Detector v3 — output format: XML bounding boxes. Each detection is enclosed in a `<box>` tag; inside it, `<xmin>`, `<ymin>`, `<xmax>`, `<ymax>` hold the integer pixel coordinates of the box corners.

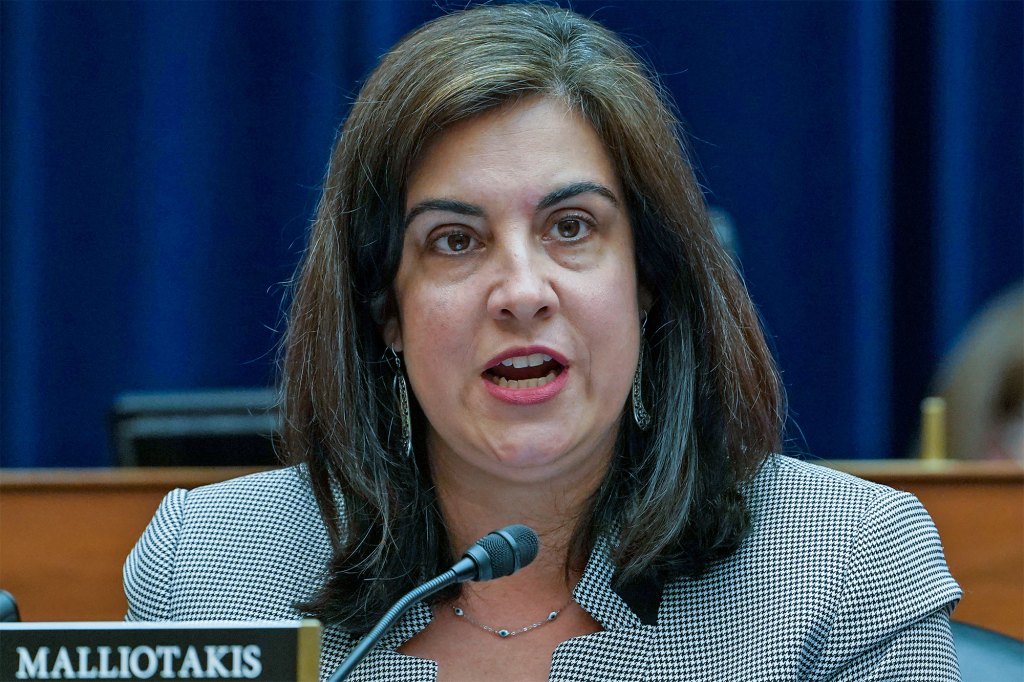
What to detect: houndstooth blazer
<box><xmin>124</xmin><ymin>455</ymin><xmax>963</xmax><ymax>681</ymax></box>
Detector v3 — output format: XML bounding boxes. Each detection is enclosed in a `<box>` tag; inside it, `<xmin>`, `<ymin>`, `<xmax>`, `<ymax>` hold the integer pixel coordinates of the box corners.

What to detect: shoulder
<box><xmin>177</xmin><ymin>465</ymin><xmax>321</xmax><ymax>525</ymax></box>
<box><xmin>743</xmin><ymin>455</ymin><xmax>959</xmax><ymax>576</ymax></box>
<box><xmin>740</xmin><ymin>454</ymin><xmax>959</xmax><ymax>594</ymax></box>
<box><xmin>746</xmin><ymin>452</ymin><xmax>892</xmax><ymax>509</ymax></box>
<box><xmin>124</xmin><ymin>466</ymin><xmax>332</xmax><ymax>621</ymax></box>
<box><xmin>656</xmin><ymin>455</ymin><xmax>961</xmax><ymax>677</ymax></box>
<box><xmin>741</xmin><ymin>454</ymin><xmax>953</xmax><ymax>556</ymax></box>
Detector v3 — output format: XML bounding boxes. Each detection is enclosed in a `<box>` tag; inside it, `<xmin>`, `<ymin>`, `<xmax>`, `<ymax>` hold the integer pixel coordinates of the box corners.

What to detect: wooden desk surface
<box><xmin>0</xmin><ymin>467</ymin><xmax>266</xmax><ymax>622</ymax></box>
<box><xmin>2</xmin><ymin>461</ymin><xmax>1022</xmax><ymax>638</ymax></box>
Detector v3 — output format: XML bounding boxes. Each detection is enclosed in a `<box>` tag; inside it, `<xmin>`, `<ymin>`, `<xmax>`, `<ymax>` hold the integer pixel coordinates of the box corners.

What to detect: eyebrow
<box><xmin>537</xmin><ymin>181</ymin><xmax>620</xmax><ymax>210</ymax></box>
<box><xmin>404</xmin><ymin>198</ymin><xmax>484</xmax><ymax>229</ymax></box>
<box><xmin>404</xmin><ymin>181</ymin><xmax>620</xmax><ymax>229</ymax></box>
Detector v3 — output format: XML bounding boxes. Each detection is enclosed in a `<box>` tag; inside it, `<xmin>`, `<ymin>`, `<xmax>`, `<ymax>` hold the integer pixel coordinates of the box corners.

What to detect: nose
<box><xmin>486</xmin><ymin>241</ymin><xmax>559</xmax><ymax>323</ymax></box>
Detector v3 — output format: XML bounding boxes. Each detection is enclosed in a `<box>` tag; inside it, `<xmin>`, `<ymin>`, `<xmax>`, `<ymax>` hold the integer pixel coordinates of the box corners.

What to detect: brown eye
<box><xmin>432</xmin><ymin>229</ymin><xmax>477</xmax><ymax>254</ymax></box>
<box><xmin>446</xmin><ymin>233</ymin><xmax>471</xmax><ymax>252</ymax></box>
<box><xmin>550</xmin><ymin>215</ymin><xmax>591</xmax><ymax>242</ymax></box>
<box><xmin>557</xmin><ymin>219</ymin><xmax>583</xmax><ymax>239</ymax></box>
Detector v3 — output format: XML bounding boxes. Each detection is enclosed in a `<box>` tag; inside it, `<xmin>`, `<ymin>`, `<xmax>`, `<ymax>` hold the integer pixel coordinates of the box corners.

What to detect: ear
<box><xmin>382</xmin><ymin>316</ymin><xmax>403</xmax><ymax>352</ymax></box>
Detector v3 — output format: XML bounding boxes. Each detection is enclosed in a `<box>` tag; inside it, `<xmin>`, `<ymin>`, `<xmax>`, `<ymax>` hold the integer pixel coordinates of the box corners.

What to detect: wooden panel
<box><xmin>1</xmin><ymin>462</ymin><xmax>1021</xmax><ymax>639</ymax></box>
<box><xmin>0</xmin><ymin>468</ymin><xmax>266</xmax><ymax>622</ymax></box>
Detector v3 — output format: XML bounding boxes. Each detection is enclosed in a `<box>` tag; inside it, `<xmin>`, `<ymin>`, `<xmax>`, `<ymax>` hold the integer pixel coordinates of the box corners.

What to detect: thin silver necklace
<box><xmin>450</xmin><ymin>595</ymin><xmax>576</xmax><ymax>639</ymax></box>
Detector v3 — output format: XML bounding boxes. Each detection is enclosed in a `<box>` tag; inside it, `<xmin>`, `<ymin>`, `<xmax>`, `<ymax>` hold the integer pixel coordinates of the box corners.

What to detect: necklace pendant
<box><xmin>449</xmin><ymin>593</ymin><xmax>574</xmax><ymax>641</ymax></box>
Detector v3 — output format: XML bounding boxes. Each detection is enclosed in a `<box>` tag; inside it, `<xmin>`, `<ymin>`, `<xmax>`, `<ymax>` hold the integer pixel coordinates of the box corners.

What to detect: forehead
<box><xmin>405</xmin><ymin>97</ymin><xmax>622</xmax><ymax>210</ymax></box>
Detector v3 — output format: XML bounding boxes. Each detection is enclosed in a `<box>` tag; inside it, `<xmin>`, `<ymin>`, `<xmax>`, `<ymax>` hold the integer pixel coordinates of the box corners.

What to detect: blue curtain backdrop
<box><xmin>2</xmin><ymin>1</ymin><xmax>1021</xmax><ymax>467</ymax></box>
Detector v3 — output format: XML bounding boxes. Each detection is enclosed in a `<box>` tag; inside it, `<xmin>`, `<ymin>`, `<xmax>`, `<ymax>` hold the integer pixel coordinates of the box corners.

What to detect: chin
<box><xmin>483</xmin><ymin>430</ymin><xmax>608</xmax><ymax>480</ymax></box>
<box><xmin>491</xmin><ymin>444</ymin><xmax>568</xmax><ymax>470</ymax></box>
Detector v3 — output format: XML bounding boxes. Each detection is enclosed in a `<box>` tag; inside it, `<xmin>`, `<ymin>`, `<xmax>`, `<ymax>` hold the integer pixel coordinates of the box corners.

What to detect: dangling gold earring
<box><xmin>632</xmin><ymin>312</ymin><xmax>652</xmax><ymax>431</ymax></box>
<box><xmin>388</xmin><ymin>346</ymin><xmax>413</xmax><ymax>458</ymax></box>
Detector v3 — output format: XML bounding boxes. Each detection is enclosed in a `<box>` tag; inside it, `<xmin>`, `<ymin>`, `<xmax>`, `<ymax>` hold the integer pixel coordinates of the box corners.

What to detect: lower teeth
<box><xmin>495</xmin><ymin>370</ymin><xmax>557</xmax><ymax>389</ymax></box>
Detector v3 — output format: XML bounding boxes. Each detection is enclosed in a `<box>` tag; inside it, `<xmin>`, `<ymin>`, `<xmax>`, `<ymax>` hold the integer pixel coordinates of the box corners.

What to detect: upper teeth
<box><xmin>501</xmin><ymin>353</ymin><xmax>552</xmax><ymax>369</ymax></box>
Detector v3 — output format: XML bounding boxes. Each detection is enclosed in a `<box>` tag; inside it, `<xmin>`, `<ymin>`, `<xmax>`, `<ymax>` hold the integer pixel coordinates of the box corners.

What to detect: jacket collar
<box><xmin>574</xmin><ymin>531</ymin><xmax>663</xmax><ymax>629</ymax></box>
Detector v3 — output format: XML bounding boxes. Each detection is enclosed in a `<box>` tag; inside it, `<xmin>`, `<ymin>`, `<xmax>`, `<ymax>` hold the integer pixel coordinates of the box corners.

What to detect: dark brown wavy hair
<box><xmin>280</xmin><ymin>3</ymin><xmax>783</xmax><ymax>633</ymax></box>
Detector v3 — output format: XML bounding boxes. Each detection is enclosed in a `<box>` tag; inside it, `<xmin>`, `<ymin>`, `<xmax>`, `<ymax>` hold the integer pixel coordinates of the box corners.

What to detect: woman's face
<box><xmin>386</xmin><ymin>97</ymin><xmax>643</xmax><ymax>488</ymax></box>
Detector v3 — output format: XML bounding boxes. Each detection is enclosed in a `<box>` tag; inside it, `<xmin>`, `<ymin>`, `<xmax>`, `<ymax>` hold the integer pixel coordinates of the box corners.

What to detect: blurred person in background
<box><xmin>931</xmin><ymin>284</ymin><xmax>1024</xmax><ymax>462</ymax></box>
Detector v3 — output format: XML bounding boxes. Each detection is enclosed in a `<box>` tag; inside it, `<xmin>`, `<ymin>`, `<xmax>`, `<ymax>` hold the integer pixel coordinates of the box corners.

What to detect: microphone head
<box><xmin>469</xmin><ymin>524</ymin><xmax>539</xmax><ymax>580</ymax></box>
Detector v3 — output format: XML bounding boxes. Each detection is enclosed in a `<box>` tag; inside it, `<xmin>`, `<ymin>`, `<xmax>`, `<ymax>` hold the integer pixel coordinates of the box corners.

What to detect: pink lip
<box><xmin>481</xmin><ymin>345</ymin><xmax>570</xmax><ymax>406</ymax></box>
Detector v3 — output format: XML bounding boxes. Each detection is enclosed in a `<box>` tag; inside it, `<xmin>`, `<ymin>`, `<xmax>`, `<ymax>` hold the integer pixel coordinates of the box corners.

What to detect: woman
<box><xmin>125</xmin><ymin>5</ymin><xmax>961</xmax><ymax>680</ymax></box>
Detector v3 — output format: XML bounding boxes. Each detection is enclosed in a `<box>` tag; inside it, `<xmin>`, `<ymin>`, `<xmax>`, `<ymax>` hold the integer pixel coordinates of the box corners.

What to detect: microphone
<box><xmin>327</xmin><ymin>524</ymin><xmax>539</xmax><ymax>681</ymax></box>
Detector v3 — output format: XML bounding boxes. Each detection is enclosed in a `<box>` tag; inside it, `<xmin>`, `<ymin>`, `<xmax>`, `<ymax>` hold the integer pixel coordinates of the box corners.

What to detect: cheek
<box><xmin>574</xmin><ymin>263</ymin><xmax>642</xmax><ymax>379</ymax></box>
<box><xmin>396</xmin><ymin>283</ymin><xmax>473</xmax><ymax>381</ymax></box>
<box><xmin>591</xmin><ymin>262</ymin><xmax>641</xmax><ymax>329</ymax></box>
<box><xmin>401</xmin><ymin>285</ymin><xmax>462</xmax><ymax>337</ymax></box>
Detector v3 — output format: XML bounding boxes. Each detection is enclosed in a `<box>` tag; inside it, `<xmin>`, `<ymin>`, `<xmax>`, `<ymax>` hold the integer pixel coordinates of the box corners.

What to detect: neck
<box><xmin>436</xmin><ymin>465</ymin><xmax>606</xmax><ymax>568</ymax></box>
<box><xmin>428</xmin><ymin>439</ymin><xmax>611</xmax><ymax>601</ymax></box>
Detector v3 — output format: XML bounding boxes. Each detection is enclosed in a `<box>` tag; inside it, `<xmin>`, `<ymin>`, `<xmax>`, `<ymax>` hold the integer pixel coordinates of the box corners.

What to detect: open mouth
<box><xmin>484</xmin><ymin>352</ymin><xmax>565</xmax><ymax>389</ymax></box>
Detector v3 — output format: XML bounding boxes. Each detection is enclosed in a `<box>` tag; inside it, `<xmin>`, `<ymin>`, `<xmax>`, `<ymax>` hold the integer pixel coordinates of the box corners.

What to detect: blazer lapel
<box><xmin>549</xmin><ymin>627</ymin><xmax>656</xmax><ymax>682</ymax></box>
<box><xmin>318</xmin><ymin>604</ymin><xmax>436</xmax><ymax>682</ymax></box>
<box><xmin>546</xmin><ymin>534</ymin><xmax>658</xmax><ymax>681</ymax></box>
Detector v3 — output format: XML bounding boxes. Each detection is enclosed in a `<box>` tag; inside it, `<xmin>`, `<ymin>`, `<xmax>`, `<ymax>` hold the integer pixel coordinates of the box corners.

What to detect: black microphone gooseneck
<box><xmin>327</xmin><ymin>524</ymin><xmax>539</xmax><ymax>682</ymax></box>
